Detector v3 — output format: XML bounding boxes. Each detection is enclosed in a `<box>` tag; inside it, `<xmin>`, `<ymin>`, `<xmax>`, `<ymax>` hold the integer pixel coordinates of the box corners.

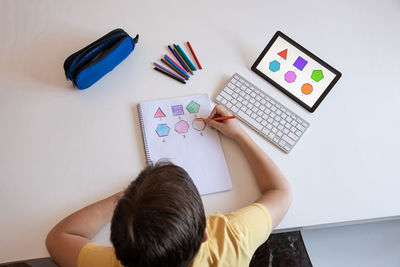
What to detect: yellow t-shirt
<box><xmin>78</xmin><ymin>203</ymin><xmax>272</xmax><ymax>267</ymax></box>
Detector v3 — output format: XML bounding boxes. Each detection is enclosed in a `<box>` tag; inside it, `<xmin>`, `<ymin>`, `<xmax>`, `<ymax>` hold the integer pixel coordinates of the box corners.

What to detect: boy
<box><xmin>46</xmin><ymin>105</ymin><xmax>292</xmax><ymax>267</ymax></box>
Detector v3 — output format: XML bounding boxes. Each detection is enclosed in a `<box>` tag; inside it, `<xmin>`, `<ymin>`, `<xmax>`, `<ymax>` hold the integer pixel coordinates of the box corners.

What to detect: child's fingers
<box><xmin>206</xmin><ymin>118</ymin><xmax>223</xmax><ymax>131</ymax></box>
<box><xmin>208</xmin><ymin>105</ymin><xmax>219</xmax><ymax>119</ymax></box>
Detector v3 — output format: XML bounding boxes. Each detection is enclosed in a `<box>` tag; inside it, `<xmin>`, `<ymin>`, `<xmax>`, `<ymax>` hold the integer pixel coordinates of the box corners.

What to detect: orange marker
<box><xmin>195</xmin><ymin>115</ymin><xmax>236</xmax><ymax>122</ymax></box>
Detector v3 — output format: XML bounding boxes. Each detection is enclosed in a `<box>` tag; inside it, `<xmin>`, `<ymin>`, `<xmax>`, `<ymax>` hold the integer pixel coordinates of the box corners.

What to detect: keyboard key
<box><xmin>262</xmin><ymin>128</ymin><xmax>270</xmax><ymax>136</ymax></box>
<box><xmin>282</xmin><ymin>135</ymin><xmax>295</xmax><ymax>146</ymax></box>
<box><xmin>268</xmin><ymin>132</ymin><xmax>275</xmax><ymax>139</ymax></box>
<box><xmin>288</xmin><ymin>132</ymin><xmax>299</xmax><ymax>141</ymax></box>
<box><xmin>226</xmin><ymin>102</ymin><xmax>233</xmax><ymax>108</ymax></box>
<box><xmin>225</xmin><ymin>87</ymin><xmax>233</xmax><ymax>94</ymax></box>
<box><xmin>272</xmin><ymin>128</ymin><xmax>278</xmax><ymax>133</ymax></box>
<box><xmin>237</xmin><ymin>110</ymin><xmax>263</xmax><ymax>130</ymax></box>
<box><xmin>231</xmin><ymin>106</ymin><xmax>239</xmax><ymax>113</ymax></box>
<box><xmin>220</xmin><ymin>91</ymin><xmax>232</xmax><ymax>101</ymax></box>
<box><xmin>296</xmin><ymin>130</ymin><xmax>302</xmax><ymax>136</ymax></box>
<box><xmin>277</xmin><ymin>131</ymin><xmax>283</xmax><ymax>137</ymax></box>
<box><xmin>297</xmin><ymin>124</ymin><xmax>306</xmax><ymax>132</ymax></box>
<box><xmin>221</xmin><ymin>98</ymin><xmax>228</xmax><ymax>105</ymax></box>
<box><xmin>283</xmin><ymin>128</ymin><xmax>289</xmax><ymax>134</ymax></box>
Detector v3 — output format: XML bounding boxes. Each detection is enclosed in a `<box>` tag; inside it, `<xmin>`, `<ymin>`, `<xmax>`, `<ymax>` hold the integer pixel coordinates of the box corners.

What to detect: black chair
<box><xmin>250</xmin><ymin>231</ymin><xmax>313</xmax><ymax>267</ymax></box>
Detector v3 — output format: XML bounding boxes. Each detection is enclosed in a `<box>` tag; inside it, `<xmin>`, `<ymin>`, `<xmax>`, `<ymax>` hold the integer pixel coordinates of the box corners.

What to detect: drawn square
<box><xmin>293</xmin><ymin>56</ymin><xmax>308</xmax><ymax>71</ymax></box>
<box><xmin>171</xmin><ymin>105</ymin><xmax>184</xmax><ymax>116</ymax></box>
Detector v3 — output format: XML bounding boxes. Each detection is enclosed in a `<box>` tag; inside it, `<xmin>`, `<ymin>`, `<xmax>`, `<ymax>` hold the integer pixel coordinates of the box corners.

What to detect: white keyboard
<box><xmin>215</xmin><ymin>73</ymin><xmax>310</xmax><ymax>153</ymax></box>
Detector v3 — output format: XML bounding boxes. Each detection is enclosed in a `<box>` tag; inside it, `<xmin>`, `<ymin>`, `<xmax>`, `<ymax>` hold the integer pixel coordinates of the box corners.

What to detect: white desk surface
<box><xmin>1</xmin><ymin>0</ymin><xmax>400</xmax><ymax>263</ymax></box>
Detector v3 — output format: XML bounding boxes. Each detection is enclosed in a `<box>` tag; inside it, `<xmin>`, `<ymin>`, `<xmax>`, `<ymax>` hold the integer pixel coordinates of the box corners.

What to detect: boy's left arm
<box><xmin>46</xmin><ymin>192</ymin><xmax>123</xmax><ymax>267</ymax></box>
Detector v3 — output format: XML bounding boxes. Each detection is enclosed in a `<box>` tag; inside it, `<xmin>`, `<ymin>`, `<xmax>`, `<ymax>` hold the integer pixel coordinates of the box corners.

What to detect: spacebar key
<box><xmin>237</xmin><ymin>111</ymin><xmax>263</xmax><ymax>130</ymax></box>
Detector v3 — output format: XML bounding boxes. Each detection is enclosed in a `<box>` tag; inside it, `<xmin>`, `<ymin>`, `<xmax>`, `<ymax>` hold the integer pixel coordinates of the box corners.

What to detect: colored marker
<box><xmin>168</xmin><ymin>45</ymin><xmax>189</xmax><ymax>72</ymax></box>
<box><xmin>153</xmin><ymin>62</ymin><xmax>186</xmax><ymax>84</ymax></box>
<box><xmin>161</xmin><ymin>58</ymin><xmax>188</xmax><ymax>80</ymax></box>
<box><xmin>175</xmin><ymin>44</ymin><xmax>196</xmax><ymax>71</ymax></box>
<box><xmin>164</xmin><ymin>55</ymin><xmax>190</xmax><ymax>79</ymax></box>
<box><xmin>195</xmin><ymin>115</ymin><xmax>236</xmax><ymax>122</ymax></box>
<box><xmin>173</xmin><ymin>46</ymin><xmax>193</xmax><ymax>75</ymax></box>
<box><xmin>187</xmin><ymin>41</ymin><xmax>202</xmax><ymax>69</ymax></box>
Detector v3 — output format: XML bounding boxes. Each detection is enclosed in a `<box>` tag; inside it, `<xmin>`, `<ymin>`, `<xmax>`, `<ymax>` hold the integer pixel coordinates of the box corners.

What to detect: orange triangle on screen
<box><xmin>278</xmin><ymin>49</ymin><xmax>287</xmax><ymax>60</ymax></box>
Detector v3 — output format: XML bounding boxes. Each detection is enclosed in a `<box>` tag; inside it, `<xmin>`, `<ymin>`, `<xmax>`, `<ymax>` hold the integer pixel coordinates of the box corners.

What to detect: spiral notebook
<box><xmin>137</xmin><ymin>93</ymin><xmax>232</xmax><ymax>195</ymax></box>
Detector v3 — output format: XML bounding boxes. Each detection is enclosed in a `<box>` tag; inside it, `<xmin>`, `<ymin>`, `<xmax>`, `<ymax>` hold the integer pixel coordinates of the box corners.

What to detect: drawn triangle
<box><xmin>278</xmin><ymin>49</ymin><xmax>288</xmax><ymax>60</ymax></box>
<box><xmin>154</xmin><ymin>107</ymin><xmax>166</xmax><ymax>118</ymax></box>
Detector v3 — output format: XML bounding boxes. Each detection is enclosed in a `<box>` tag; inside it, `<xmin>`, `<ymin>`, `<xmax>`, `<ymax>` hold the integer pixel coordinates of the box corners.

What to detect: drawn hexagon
<box><xmin>175</xmin><ymin>120</ymin><xmax>189</xmax><ymax>134</ymax></box>
<box><xmin>186</xmin><ymin>101</ymin><xmax>200</xmax><ymax>113</ymax></box>
<box><xmin>311</xmin><ymin>70</ymin><xmax>324</xmax><ymax>82</ymax></box>
<box><xmin>192</xmin><ymin>119</ymin><xmax>206</xmax><ymax>131</ymax></box>
<box><xmin>269</xmin><ymin>60</ymin><xmax>281</xmax><ymax>72</ymax></box>
<box><xmin>155</xmin><ymin>124</ymin><xmax>170</xmax><ymax>137</ymax></box>
<box><xmin>284</xmin><ymin>71</ymin><xmax>296</xmax><ymax>83</ymax></box>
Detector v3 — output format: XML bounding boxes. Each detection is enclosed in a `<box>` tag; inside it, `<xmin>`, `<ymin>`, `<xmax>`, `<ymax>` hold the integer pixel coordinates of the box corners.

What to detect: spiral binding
<box><xmin>137</xmin><ymin>104</ymin><xmax>152</xmax><ymax>164</ymax></box>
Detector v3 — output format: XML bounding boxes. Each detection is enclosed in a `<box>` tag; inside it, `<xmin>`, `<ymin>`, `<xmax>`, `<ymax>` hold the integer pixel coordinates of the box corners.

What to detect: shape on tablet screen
<box><xmin>293</xmin><ymin>56</ymin><xmax>308</xmax><ymax>71</ymax></box>
<box><xmin>284</xmin><ymin>71</ymin><xmax>297</xmax><ymax>83</ymax></box>
<box><xmin>278</xmin><ymin>49</ymin><xmax>287</xmax><ymax>60</ymax></box>
<box><xmin>311</xmin><ymin>70</ymin><xmax>324</xmax><ymax>82</ymax></box>
<box><xmin>269</xmin><ymin>60</ymin><xmax>281</xmax><ymax>72</ymax></box>
<box><xmin>301</xmin><ymin>83</ymin><xmax>313</xmax><ymax>95</ymax></box>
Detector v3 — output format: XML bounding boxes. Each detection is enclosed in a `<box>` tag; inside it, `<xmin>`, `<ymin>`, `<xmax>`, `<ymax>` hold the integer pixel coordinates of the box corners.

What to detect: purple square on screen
<box><xmin>293</xmin><ymin>56</ymin><xmax>308</xmax><ymax>71</ymax></box>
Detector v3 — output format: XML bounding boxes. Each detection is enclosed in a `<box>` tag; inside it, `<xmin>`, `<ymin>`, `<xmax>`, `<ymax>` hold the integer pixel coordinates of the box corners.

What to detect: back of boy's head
<box><xmin>110</xmin><ymin>161</ymin><xmax>206</xmax><ymax>267</ymax></box>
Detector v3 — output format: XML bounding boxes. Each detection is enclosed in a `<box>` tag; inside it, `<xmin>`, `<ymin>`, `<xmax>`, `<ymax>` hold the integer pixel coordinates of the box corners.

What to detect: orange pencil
<box><xmin>195</xmin><ymin>115</ymin><xmax>236</xmax><ymax>122</ymax></box>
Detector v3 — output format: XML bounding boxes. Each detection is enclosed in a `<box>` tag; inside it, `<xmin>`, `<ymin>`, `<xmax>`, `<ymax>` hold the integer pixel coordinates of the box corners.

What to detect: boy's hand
<box><xmin>206</xmin><ymin>105</ymin><xmax>246</xmax><ymax>141</ymax></box>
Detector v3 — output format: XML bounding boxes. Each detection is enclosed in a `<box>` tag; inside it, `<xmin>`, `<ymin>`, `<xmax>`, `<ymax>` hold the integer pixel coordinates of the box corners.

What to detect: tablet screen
<box><xmin>252</xmin><ymin>32</ymin><xmax>341</xmax><ymax>112</ymax></box>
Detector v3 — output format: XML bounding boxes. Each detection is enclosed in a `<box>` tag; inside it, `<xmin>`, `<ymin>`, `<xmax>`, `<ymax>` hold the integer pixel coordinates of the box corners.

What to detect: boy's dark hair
<box><xmin>110</xmin><ymin>161</ymin><xmax>206</xmax><ymax>267</ymax></box>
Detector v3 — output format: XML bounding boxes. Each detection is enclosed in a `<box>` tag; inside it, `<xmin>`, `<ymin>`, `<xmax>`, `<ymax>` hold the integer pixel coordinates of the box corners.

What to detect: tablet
<box><xmin>251</xmin><ymin>31</ymin><xmax>342</xmax><ymax>112</ymax></box>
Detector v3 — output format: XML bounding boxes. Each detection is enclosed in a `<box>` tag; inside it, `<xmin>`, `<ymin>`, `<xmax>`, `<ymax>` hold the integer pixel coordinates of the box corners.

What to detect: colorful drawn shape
<box><xmin>155</xmin><ymin>124</ymin><xmax>170</xmax><ymax>137</ymax></box>
<box><xmin>175</xmin><ymin>120</ymin><xmax>189</xmax><ymax>134</ymax></box>
<box><xmin>293</xmin><ymin>56</ymin><xmax>308</xmax><ymax>71</ymax></box>
<box><xmin>278</xmin><ymin>49</ymin><xmax>287</xmax><ymax>60</ymax></box>
<box><xmin>186</xmin><ymin>101</ymin><xmax>200</xmax><ymax>113</ymax></box>
<box><xmin>269</xmin><ymin>60</ymin><xmax>280</xmax><ymax>72</ymax></box>
<box><xmin>301</xmin><ymin>83</ymin><xmax>313</xmax><ymax>95</ymax></box>
<box><xmin>192</xmin><ymin>119</ymin><xmax>206</xmax><ymax>131</ymax></box>
<box><xmin>154</xmin><ymin>107</ymin><xmax>166</xmax><ymax>118</ymax></box>
<box><xmin>311</xmin><ymin>70</ymin><xmax>324</xmax><ymax>82</ymax></box>
<box><xmin>284</xmin><ymin>71</ymin><xmax>297</xmax><ymax>83</ymax></box>
<box><xmin>171</xmin><ymin>105</ymin><xmax>184</xmax><ymax>116</ymax></box>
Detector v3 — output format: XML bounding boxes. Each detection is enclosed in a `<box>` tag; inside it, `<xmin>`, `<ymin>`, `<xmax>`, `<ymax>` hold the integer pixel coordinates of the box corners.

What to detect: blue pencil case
<box><xmin>64</xmin><ymin>28</ymin><xmax>138</xmax><ymax>89</ymax></box>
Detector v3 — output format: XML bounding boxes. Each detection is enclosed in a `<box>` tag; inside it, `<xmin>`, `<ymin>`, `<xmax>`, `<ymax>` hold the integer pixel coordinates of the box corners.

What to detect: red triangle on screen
<box><xmin>278</xmin><ymin>49</ymin><xmax>287</xmax><ymax>60</ymax></box>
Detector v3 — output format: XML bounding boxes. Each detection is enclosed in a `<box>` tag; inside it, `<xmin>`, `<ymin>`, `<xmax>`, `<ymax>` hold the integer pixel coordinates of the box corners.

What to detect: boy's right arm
<box><xmin>206</xmin><ymin>105</ymin><xmax>292</xmax><ymax>229</ymax></box>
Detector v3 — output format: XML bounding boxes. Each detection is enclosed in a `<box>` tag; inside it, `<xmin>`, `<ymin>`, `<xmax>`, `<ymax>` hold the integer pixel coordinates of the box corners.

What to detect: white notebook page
<box><xmin>138</xmin><ymin>93</ymin><xmax>232</xmax><ymax>195</ymax></box>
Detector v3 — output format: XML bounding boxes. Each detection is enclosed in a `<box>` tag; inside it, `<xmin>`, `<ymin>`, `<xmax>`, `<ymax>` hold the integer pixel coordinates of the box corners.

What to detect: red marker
<box><xmin>187</xmin><ymin>41</ymin><xmax>202</xmax><ymax>70</ymax></box>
